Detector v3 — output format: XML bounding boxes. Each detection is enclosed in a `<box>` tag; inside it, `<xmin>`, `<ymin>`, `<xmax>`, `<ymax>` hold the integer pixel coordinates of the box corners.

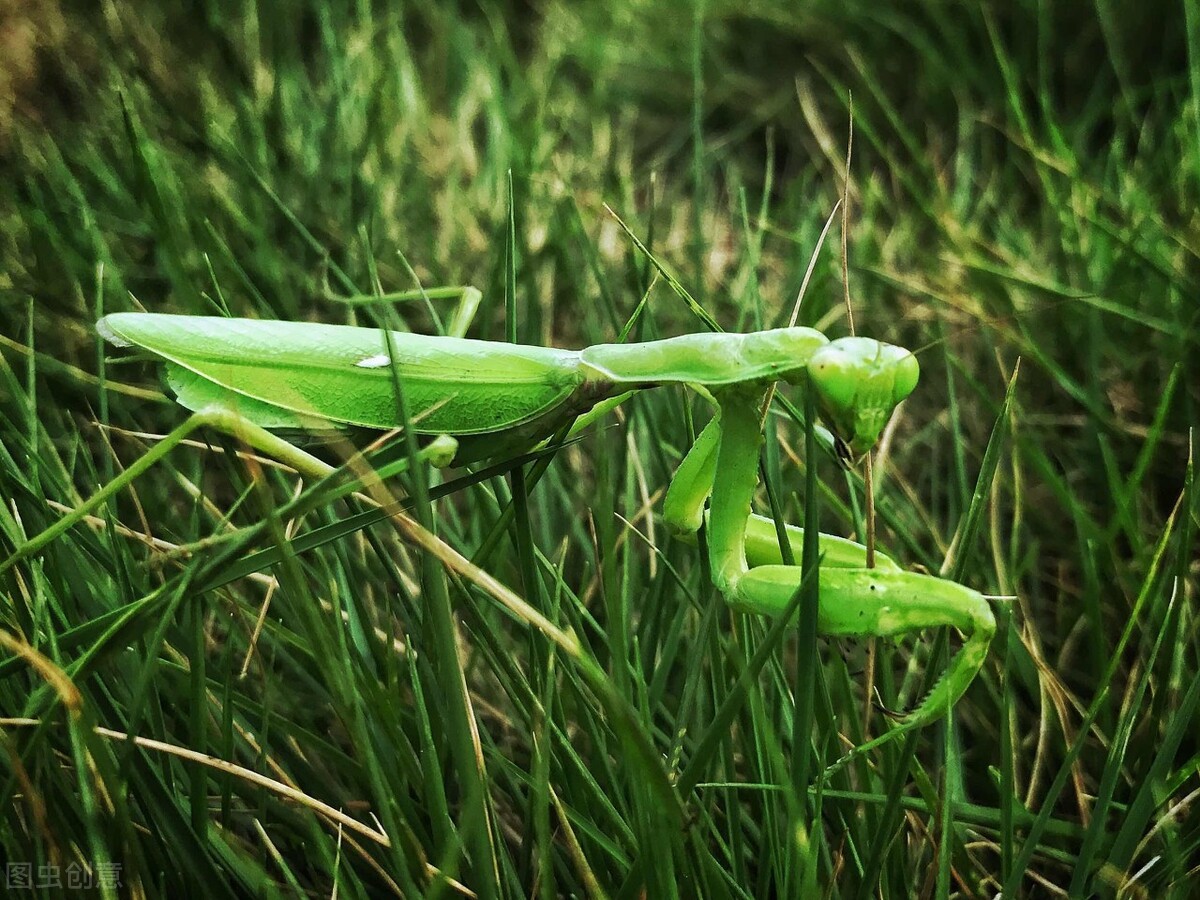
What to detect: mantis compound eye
<box><xmin>808</xmin><ymin>337</ymin><xmax>920</xmax><ymax>458</ymax></box>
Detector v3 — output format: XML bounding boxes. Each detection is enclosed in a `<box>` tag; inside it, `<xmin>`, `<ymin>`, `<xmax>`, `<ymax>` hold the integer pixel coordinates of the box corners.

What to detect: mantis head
<box><xmin>806</xmin><ymin>337</ymin><xmax>919</xmax><ymax>458</ymax></box>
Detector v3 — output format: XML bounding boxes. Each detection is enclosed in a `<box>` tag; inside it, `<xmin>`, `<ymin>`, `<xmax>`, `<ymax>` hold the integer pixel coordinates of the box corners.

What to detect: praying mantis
<box><xmin>2</xmin><ymin>301</ymin><xmax>996</xmax><ymax>756</ymax></box>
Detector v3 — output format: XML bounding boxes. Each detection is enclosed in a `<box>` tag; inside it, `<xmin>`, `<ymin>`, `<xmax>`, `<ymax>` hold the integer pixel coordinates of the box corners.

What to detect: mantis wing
<box><xmin>100</xmin><ymin>314</ymin><xmax>586</xmax><ymax>435</ymax></box>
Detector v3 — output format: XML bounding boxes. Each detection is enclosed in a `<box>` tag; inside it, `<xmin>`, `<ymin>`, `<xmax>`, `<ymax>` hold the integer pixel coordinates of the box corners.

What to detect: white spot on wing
<box><xmin>96</xmin><ymin>318</ymin><xmax>133</xmax><ymax>347</ymax></box>
<box><xmin>356</xmin><ymin>354</ymin><xmax>392</xmax><ymax>368</ymax></box>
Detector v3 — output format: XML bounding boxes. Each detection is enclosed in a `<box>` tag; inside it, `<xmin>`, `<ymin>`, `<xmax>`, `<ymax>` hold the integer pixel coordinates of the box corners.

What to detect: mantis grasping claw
<box><xmin>3</xmin><ymin>308</ymin><xmax>995</xmax><ymax>757</ymax></box>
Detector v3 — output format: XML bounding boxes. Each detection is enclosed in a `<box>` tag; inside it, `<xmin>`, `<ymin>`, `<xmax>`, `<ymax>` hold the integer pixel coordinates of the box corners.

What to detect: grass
<box><xmin>0</xmin><ymin>1</ymin><xmax>1197</xmax><ymax>896</ymax></box>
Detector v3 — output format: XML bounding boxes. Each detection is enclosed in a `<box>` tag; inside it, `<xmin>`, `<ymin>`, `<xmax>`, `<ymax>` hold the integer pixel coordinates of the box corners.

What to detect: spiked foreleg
<box><xmin>731</xmin><ymin>563</ymin><xmax>995</xmax><ymax>733</ymax></box>
<box><xmin>663</xmin><ymin>401</ymin><xmax>901</xmax><ymax>571</ymax></box>
<box><xmin>696</xmin><ymin>385</ymin><xmax>995</xmax><ymax>747</ymax></box>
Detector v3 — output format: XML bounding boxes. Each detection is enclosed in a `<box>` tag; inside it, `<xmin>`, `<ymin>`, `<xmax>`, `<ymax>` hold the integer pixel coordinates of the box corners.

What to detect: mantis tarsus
<box><xmin>4</xmin><ymin>306</ymin><xmax>996</xmax><ymax>759</ymax></box>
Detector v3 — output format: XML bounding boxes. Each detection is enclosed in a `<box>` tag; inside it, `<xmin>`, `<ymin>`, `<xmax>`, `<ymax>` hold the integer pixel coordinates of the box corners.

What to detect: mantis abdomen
<box><xmin>101</xmin><ymin>313</ymin><xmax>589</xmax><ymax>435</ymax></box>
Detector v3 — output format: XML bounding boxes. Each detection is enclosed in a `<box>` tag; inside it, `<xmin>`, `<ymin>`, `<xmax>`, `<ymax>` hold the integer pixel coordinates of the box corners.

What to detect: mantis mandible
<box><xmin>4</xmin><ymin>307</ymin><xmax>996</xmax><ymax>757</ymax></box>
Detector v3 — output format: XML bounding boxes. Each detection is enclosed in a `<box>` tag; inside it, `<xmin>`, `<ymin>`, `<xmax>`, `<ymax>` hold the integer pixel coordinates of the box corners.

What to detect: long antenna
<box><xmin>839</xmin><ymin>94</ymin><xmax>876</xmax><ymax>571</ymax></box>
<box><xmin>840</xmin><ymin>94</ymin><xmax>881</xmax><ymax>742</ymax></box>
<box><xmin>841</xmin><ymin>94</ymin><xmax>855</xmax><ymax>336</ymax></box>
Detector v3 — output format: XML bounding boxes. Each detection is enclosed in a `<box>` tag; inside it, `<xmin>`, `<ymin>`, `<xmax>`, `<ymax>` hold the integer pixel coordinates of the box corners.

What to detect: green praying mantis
<box><xmin>2</xmin><ymin>299</ymin><xmax>996</xmax><ymax>758</ymax></box>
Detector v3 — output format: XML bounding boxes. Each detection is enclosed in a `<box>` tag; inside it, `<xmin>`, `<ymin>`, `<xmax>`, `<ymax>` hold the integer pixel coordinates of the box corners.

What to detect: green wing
<box><xmin>100</xmin><ymin>314</ymin><xmax>585</xmax><ymax>435</ymax></box>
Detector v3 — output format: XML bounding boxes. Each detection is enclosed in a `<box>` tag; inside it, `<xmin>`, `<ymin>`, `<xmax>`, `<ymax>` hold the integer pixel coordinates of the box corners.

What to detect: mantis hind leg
<box><xmin>0</xmin><ymin>406</ymin><xmax>457</xmax><ymax>576</ymax></box>
<box><xmin>0</xmin><ymin>407</ymin><xmax>337</xmax><ymax>576</ymax></box>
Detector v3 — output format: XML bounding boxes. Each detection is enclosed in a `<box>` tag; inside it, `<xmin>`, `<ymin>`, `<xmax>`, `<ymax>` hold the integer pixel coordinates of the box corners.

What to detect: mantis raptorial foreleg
<box><xmin>664</xmin><ymin>414</ymin><xmax>889</xmax><ymax>570</ymax></box>
<box><xmin>662</xmin><ymin>381</ymin><xmax>995</xmax><ymax>752</ymax></box>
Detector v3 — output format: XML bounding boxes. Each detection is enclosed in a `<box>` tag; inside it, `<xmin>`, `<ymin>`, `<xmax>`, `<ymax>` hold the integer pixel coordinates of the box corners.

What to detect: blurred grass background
<box><xmin>0</xmin><ymin>0</ymin><xmax>1197</xmax><ymax>897</ymax></box>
